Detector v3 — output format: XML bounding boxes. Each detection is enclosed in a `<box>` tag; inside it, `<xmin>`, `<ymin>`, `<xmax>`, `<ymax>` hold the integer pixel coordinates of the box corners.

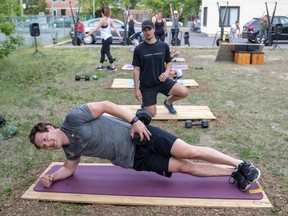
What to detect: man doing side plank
<box><xmin>29</xmin><ymin>101</ymin><xmax>260</xmax><ymax>191</ymax></box>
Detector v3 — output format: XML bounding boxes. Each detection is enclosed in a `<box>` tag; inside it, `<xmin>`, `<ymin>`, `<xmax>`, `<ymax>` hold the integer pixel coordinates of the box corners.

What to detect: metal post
<box><xmin>93</xmin><ymin>0</ymin><xmax>95</xmax><ymax>18</ymax></box>
<box><xmin>20</xmin><ymin>0</ymin><xmax>23</xmax><ymax>16</ymax></box>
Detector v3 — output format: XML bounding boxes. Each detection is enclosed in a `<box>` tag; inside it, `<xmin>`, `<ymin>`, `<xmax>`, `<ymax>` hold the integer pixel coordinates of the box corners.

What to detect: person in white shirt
<box><xmin>86</xmin><ymin>6</ymin><xmax>123</xmax><ymax>71</ymax></box>
<box><xmin>230</xmin><ymin>21</ymin><xmax>241</xmax><ymax>43</ymax></box>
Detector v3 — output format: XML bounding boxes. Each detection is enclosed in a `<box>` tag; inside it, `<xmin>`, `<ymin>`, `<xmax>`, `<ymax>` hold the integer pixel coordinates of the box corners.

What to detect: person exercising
<box><xmin>132</xmin><ymin>20</ymin><xmax>188</xmax><ymax>116</ymax></box>
<box><xmin>29</xmin><ymin>100</ymin><xmax>261</xmax><ymax>192</ymax></box>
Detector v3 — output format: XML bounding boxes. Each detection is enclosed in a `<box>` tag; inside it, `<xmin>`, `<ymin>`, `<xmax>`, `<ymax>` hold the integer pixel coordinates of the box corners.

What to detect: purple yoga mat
<box><xmin>34</xmin><ymin>165</ymin><xmax>263</xmax><ymax>200</ymax></box>
<box><xmin>171</xmin><ymin>65</ymin><xmax>189</xmax><ymax>70</ymax></box>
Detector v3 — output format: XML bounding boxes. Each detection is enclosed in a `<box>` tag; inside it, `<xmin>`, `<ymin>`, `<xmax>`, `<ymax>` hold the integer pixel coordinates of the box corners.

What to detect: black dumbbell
<box><xmin>136</xmin><ymin>108</ymin><xmax>152</xmax><ymax>125</ymax></box>
<box><xmin>0</xmin><ymin>115</ymin><xmax>6</xmax><ymax>127</ymax></box>
<box><xmin>133</xmin><ymin>108</ymin><xmax>152</xmax><ymax>145</ymax></box>
<box><xmin>75</xmin><ymin>75</ymin><xmax>90</xmax><ymax>81</ymax></box>
<box><xmin>185</xmin><ymin>120</ymin><xmax>209</xmax><ymax>128</ymax></box>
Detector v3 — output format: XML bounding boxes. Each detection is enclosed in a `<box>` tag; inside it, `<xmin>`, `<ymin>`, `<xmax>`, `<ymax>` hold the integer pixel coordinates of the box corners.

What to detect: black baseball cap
<box><xmin>141</xmin><ymin>20</ymin><xmax>154</xmax><ymax>30</ymax></box>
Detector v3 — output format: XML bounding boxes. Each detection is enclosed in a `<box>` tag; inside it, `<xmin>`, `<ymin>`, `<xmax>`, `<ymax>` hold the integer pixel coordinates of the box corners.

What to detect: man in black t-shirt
<box><xmin>132</xmin><ymin>20</ymin><xmax>188</xmax><ymax>117</ymax></box>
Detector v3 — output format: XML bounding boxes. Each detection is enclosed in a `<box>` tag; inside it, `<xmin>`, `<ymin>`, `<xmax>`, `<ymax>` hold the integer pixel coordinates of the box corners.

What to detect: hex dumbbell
<box><xmin>75</xmin><ymin>75</ymin><xmax>90</xmax><ymax>81</ymax></box>
<box><xmin>185</xmin><ymin>120</ymin><xmax>209</xmax><ymax>128</ymax></box>
<box><xmin>133</xmin><ymin>108</ymin><xmax>152</xmax><ymax>146</ymax></box>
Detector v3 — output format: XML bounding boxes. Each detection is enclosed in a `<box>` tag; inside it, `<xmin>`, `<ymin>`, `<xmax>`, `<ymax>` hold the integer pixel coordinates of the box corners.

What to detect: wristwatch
<box><xmin>130</xmin><ymin>116</ymin><xmax>139</xmax><ymax>125</ymax></box>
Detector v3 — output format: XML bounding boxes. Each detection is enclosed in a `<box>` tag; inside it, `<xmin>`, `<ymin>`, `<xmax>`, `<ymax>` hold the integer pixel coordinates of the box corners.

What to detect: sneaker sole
<box><xmin>249</xmin><ymin>168</ymin><xmax>261</xmax><ymax>183</ymax></box>
<box><xmin>240</xmin><ymin>182</ymin><xmax>252</xmax><ymax>192</ymax></box>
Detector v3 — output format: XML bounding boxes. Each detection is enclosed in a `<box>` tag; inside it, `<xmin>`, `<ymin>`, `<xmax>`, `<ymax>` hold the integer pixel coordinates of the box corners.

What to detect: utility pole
<box><xmin>93</xmin><ymin>0</ymin><xmax>95</xmax><ymax>18</ymax></box>
<box><xmin>20</xmin><ymin>0</ymin><xmax>24</xmax><ymax>16</ymax></box>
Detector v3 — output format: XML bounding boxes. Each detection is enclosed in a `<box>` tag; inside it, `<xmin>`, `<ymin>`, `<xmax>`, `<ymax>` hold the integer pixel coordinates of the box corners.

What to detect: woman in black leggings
<box><xmin>152</xmin><ymin>10</ymin><xmax>167</xmax><ymax>42</ymax></box>
<box><xmin>86</xmin><ymin>6</ymin><xmax>123</xmax><ymax>71</ymax></box>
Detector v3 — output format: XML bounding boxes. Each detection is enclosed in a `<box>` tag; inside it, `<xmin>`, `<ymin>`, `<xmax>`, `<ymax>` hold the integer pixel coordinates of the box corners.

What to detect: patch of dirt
<box><xmin>0</xmin><ymin>188</ymin><xmax>274</xmax><ymax>216</ymax></box>
<box><xmin>198</xmin><ymin>134</ymin><xmax>221</xmax><ymax>148</ymax></box>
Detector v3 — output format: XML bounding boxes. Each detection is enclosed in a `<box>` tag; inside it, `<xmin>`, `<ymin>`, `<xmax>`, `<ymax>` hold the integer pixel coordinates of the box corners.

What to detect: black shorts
<box><xmin>132</xmin><ymin>125</ymin><xmax>178</xmax><ymax>177</ymax></box>
<box><xmin>140</xmin><ymin>78</ymin><xmax>176</xmax><ymax>107</ymax></box>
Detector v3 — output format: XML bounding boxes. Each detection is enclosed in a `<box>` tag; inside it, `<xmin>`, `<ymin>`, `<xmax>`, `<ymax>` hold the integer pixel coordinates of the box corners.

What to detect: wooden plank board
<box><xmin>122</xmin><ymin>65</ymin><xmax>190</xmax><ymax>71</ymax></box>
<box><xmin>215</xmin><ymin>43</ymin><xmax>264</xmax><ymax>62</ymax></box>
<box><xmin>21</xmin><ymin>162</ymin><xmax>273</xmax><ymax>208</ymax></box>
<box><xmin>111</xmin><ymin>78</ymin><xmax>199</xmax><ymax>89</ymax></box>
<box><xmin>114</xmin><ymin>105</ymin><xmax>216</xmax><ymax>120</ymax></box>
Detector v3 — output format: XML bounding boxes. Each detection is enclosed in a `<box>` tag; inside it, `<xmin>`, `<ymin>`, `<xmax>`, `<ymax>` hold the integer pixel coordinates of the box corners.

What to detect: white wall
<box><xmin>201</xmin><ymin>0</ymin><xmax>288</xmax><ymax>36</ymax></box>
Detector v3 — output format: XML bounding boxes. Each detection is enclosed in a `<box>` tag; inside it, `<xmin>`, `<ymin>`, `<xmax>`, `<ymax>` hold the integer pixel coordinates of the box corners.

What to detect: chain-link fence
<box><xmin>1</xmin><ymin>15</ymin><xmax>93</xmax><ymax>46</ymax></box>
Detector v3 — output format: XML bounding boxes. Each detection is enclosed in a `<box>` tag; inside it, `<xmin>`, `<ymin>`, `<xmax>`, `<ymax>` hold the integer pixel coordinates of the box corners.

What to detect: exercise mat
<box><xmin>122</xmin><ymin>65</ymin><xmax>189</xmax><ymax>70</ymax></box>
<box><xmin>22</xmin><ymin>163</ymin><xmax>272</xmax><ymax>208</ymax></box>
<box><xmin>34</xmin><ymin>164</ymin><xmax>263</xmax><ymax>199</ymax></box>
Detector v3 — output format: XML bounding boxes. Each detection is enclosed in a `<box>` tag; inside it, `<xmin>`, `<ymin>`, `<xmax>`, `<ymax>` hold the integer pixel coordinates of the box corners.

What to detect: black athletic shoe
<box><xmin>229</xmin><ymin>170</ymin><xmax>252</xmax><ymax>191</ymax></box>
<box><xmin>97</xmin><ymin>66</ymin><xmax>104</xmax><ymax>71</ymax></box>
<box><xmin>109</xmin><ymin>67</ymin><xmax>117</xmax><ymax>71</ymax></box>
<box><xmin>238</xmin><ymin>161</ymin><xmax>261</xmax><ymax>183</ymax></box>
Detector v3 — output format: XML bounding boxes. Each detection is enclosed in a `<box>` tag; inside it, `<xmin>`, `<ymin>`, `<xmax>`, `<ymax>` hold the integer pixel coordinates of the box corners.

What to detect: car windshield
<box><xmin>280</xmin><ymin>16</ymin><xmax>288</xmax><ymax>24</ymax></box>
<box><xmin>246</xmin><ymin>18</ymin><xmax>260</xmax><ymax>25</ymax></box>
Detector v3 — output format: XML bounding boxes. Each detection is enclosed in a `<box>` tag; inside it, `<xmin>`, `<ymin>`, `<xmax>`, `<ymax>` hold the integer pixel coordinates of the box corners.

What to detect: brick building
<box><xmin>45</xmin><ymin>0</ymin><xmax>79</xmax><ymax>16</ymax></box>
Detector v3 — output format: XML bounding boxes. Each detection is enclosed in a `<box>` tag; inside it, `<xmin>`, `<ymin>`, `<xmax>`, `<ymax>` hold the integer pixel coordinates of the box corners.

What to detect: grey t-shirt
<box><xmin>60</xmin><ymin>104</ymin><xmax>135</xmax><ymax>168</ymax></box>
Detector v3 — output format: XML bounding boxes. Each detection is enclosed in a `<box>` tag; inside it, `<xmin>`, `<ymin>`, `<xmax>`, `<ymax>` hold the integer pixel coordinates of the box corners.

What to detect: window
<box><xmin>52</xmin><ymin>9</ymin><xmax>57</xmax><ymax>16</ymax></box>
<box><xmin>203</xmin><ymin>7</ymin><xmax>207</xmax><ymax>27</ymax></box>
<box><xmin>219</xmin><ymin>7</ymin><xmax>240</xmax><ymax>27</ymax></box>
<box><xmin>61</xmin><ymin>9</ymin><xmax>66</xmax><ymax>16</ymax></box>
<box><xmin>280</xmin><ymin>17</ymin><xmax>288</xmax><ymax>25</ymax></box>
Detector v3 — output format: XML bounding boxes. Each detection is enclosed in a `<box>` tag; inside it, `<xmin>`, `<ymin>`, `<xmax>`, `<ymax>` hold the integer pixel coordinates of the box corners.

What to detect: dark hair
<box><xmin>101</xmin><ymin>6</ymin><xmax>111</xmax><ymax>17</ymax></box>
<box><xmin>29</xmin><ymin>122</ymin><xmax>59</xmax><ymax>149</ymax></box>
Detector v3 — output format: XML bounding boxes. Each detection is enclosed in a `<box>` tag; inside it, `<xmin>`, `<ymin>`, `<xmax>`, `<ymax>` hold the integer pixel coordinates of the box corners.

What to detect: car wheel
<box><xmin>84</xmin><ymin>34</ymin><xmax>95</xmax><ymax>44</ymax></box>
<box><xmin>216</xmin><ymin>38</ymin><xmax>220</xmax><ymax>46</ymax></box>
<box><xmin>255</xmin><ymin>33</ymin><xmax>261</xmax><ymax>44</ymax></box>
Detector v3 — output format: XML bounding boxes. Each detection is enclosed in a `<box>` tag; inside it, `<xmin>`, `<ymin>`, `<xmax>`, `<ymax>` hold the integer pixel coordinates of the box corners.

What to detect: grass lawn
<box><xmin>0</xmin><ymin>44</ymin><xmax>287</xmax><ymax>215</ymax></box>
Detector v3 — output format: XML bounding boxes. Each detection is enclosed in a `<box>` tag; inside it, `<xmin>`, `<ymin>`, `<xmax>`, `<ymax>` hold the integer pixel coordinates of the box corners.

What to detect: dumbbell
<box><xmin>0</xmin><ymin>115</ymin><xmax>6</xmax><ymax>127</ymax></box>
<box><xmin>185</xmin><ymin>120</ymin><xmax>209</xmax><ymax>128</ymax></box>
<box><xmin>75</xmin><ymin>75</ymin><xmax>90</xmax><ymax>81</ymax></box>
<box><xmin>133</xmin><ymin>108</ymin><xmax>152</xmax><ymax>146</ymax></box>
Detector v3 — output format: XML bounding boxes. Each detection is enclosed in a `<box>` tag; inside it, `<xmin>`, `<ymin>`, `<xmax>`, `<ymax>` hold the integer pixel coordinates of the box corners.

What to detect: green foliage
<box><xmin>79</xmin><ymin>0</ymin><xmax>201</xmax><ymax>20</ymax></box>
<box><xmin>0</xmin><ymin>35</ymin><xmax>23</xmax><ymax>59</ymax></box>
<box><xmin>24</xmin><ymin>0</ymin><xmax>48</xmax><ymax>15</ymax></box>
<box><xmin>0</xmin><ymin>18</ymin><xmax>16</xmax><ymax>35</ymax></box>
<box><xmin>0</xmin><ymin>1</ymin><xmax>24</xmax><ymax>59</ymax></box>
<box><xmin>0</xmin><ymin>0</ymin><xmax>21</xmax><ymax>16</ymax></box>
<box><xmin>138</xmin><ymin>0</ymin><xmax>201</xmax><ymax>19</ymax></box>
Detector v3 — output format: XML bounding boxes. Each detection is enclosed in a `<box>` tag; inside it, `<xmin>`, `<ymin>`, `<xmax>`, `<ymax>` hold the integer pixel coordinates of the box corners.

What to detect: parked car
<box><xmin>165</xmin><ymin>18</ymin><xmax>183</xmax><ymax>27</ymax></box>
<box><xmin>70</xmin><ymin>18</ymin><xmax>141</xmax><ymax>44</ymax></box>
<box><xmin>242</xmin><ymin>16</ymin><xmax>288</xmax><ymax>44</ymax></box>
<box><xmin>56</xmin><ymin>16</ymin><xmax>72</xmax><ymax>28</ymax></box>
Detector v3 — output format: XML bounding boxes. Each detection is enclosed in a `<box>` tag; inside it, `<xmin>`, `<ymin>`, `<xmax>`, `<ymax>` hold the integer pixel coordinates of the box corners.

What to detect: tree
<box><xmin>0</xmin><ymin>0</ymin><xmax>23</xmax><ymax>59</ymax></box>
<box><xmin>138</xmin><ymin>0</ymin><xmax>202</xmax><ymax>20</ymax></box>
<box><xmin>23</xmin><ymin>0</ymin><xmax>48</xmax><ymax>15</ymax></box>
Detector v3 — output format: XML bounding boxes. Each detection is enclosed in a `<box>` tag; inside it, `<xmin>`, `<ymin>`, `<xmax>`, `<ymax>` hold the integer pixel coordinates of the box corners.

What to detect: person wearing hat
<box><xmin>170</xmin><ymin>3</ymin><xmax>183</xmax><ymax>45</ymax></box>
<box><xmin>132</xmin><ymin>20</ymin><xmax>189</xmax><ymax>117</ymax></box>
